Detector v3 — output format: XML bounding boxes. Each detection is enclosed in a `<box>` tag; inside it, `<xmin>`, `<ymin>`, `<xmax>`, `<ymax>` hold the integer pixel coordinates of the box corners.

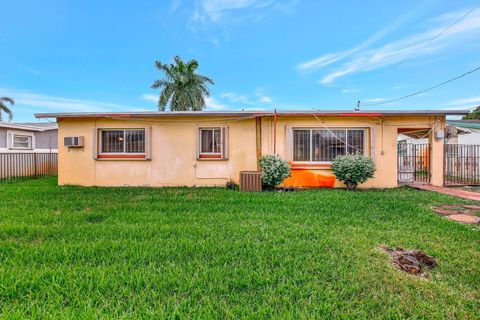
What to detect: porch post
<box><xmin>429</xmin><ymin>118</ymin><xmax>445</xmax><ymax>186</ymax></box>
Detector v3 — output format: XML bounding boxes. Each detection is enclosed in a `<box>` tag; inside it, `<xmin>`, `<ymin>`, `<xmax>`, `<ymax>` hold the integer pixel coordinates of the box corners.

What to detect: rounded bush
<box><xmin>258</xmin><ymin>155</ymin><xmax>291</xmax><ymax>190</ymax></box>
<box><xmin>331</xmin><ymin>153</ymin><xmax>375</xmax><ymax>190</ymax></box>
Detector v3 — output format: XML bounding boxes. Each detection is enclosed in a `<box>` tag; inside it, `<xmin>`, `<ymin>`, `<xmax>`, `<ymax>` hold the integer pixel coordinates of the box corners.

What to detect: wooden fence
<box><xmin>0</xmin><ymin>153</ymin><xmax>58</xmax><ymax>182</ymax></box>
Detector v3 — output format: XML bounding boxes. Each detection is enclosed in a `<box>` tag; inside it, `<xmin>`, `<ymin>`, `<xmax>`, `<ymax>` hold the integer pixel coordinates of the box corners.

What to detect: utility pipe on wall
<box><xmin>255</xmin><ymin>116</ymin><xmax>262</xmax><ymax>169</ymax></box>
<box><xmin>273</xmin><ymin>109</ymin><xmax>277</xmax><ymax>154</ymax></box>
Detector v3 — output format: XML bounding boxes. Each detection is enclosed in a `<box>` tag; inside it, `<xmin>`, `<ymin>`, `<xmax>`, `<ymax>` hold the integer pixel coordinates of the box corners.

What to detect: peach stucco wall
<box><xmin>57</xmin><ymin>117</ymin><xmax>258</xmax><ymax>187</ymax></box>
<box><xmin>57</xmin><ymin>114</ymin><xmax>445</xmax><ymax>188</ymax></box>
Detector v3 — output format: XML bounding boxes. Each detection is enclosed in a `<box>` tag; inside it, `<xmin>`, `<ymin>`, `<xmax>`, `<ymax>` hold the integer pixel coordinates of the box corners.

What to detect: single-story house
<box><xmin>0</xmin><ymin>122</ymin><xmax>58</xmax><ymax>152</ymax></box>
<box><xmin>35</xmin><ymin>110</ymin><xmax>468</xmax><ymax>188</ymax></box>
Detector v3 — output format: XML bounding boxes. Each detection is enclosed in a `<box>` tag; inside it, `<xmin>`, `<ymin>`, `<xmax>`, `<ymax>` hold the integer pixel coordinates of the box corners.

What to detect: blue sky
<box><xmin>1</xmin><ymin>0</ymin><xmax>480</xmax><ymax>122</ymax></box>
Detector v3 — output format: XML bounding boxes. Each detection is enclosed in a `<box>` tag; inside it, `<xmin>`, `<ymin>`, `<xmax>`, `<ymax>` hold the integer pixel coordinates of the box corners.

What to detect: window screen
<box><xmin>13</xmin><ymin>135</ymin><xmax>32</xmax><ymax>149</ymax></box>
<box><xmin>100</xmin><ymin>129</ymin><xmax>145</xmax><ymax>154</ymax></box>
<box><xmin>200</xmin><ymin>128</ymin><xmax>222</xmax><ymax>154</ymax></box>
<box><xmin>293</xmin><ymin>129</ymin><xmax>365</xmax><ymax>162</ymax></box>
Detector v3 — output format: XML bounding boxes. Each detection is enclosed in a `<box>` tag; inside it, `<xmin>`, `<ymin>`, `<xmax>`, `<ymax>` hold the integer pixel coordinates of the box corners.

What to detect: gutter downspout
<box><xmin>273</xmin><ymin>109</ymin><xmax>277</xmax><ymax>155</ymax></box>
<box><xmin>256</xmin><ymin>116</ymin><xmax>262</xmax><ymax>169</ymax></box>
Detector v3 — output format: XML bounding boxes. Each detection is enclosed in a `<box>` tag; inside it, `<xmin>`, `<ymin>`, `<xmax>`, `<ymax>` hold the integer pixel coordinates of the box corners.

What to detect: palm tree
<box><xmin>0</xmin><ymin>97</ymin><xmax>14</xmax><ymax>122</ymax></box>
<box><xmin>151</xmin><ymin>56</ymin><xmax>214</xmax><ymax>111</ymax></box>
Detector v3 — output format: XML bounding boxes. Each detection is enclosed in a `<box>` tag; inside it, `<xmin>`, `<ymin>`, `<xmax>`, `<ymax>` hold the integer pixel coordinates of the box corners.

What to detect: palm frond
<box><xmin>197</xmin><ymin>75</ymin><xmax>214</xmax><ymax>85</ymax></box>
<box><xmin>0</xmin><ymin>97</ymin><xmax>14</xmax><ymax>121</ymax></box>
<box><xmin>186</xmin><ymin>59</ymin><xmax>199</xmax><ymax>72</ymax></box>
<box><xmin>151</xmin><ymin>80</ymin><xmax>170</xmax><ymax>89</ymax></box>
<box><xmin>0</xmin><ymin>105</ymin><xmax>13</xmax><ymax>121</ymax></box>
<box><xmin>0</xmin><ymin>97</ymin><xmax>15</xmax><ymax>105</ymax></box>
<box><xmin>158</xmin><ymin>84</ymin><xmax>175</xmax><ymax>110</ymax></box>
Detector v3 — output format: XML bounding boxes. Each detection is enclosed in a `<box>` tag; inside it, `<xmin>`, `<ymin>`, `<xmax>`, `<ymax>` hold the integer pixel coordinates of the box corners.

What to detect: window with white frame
<box><xmin>99</xmin><ymin>129</ymin><xmax>145</xmax><ymax>155</ymax></box>
<box><xmin>12</xmin><ymin>134</ymin><xmax>33</xmax><ymax>149</ymax></box>
<box><xmin>198</xmin><ymin>127</ymin><xmax>228</xmax><ymax>159</ymax></box>
<box><xmin>292</xmin><ymin>128</ymin><xmax>365</xmax><ymax>162</ymax></box>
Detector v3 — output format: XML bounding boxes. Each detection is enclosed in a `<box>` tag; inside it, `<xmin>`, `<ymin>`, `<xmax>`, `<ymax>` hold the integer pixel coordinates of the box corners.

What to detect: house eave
<box><xmin>0</xmin><ymin>122</ymin><xmax>56</xmax><ymax>132</ymax></box>
<box><xmin>35</xmin><ymin>109</ymin><xmax>471</xmax><ymax>119</ymax></box>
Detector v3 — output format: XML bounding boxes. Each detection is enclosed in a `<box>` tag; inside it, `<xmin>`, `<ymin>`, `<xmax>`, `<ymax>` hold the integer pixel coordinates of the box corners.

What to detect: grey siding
<box><xmin>35</xmin><ymin>130</ymin><xmax>58</xmax><ymax>149</ymax></box>
<box><xmin>0</xmin><ymin>128</ymin><xmax>7</xmax><ymax>148</ymax></box>
<box><xmin>0</xmin><ymin>127</ymin><xmax>57</xmax><ymax>150</ymax></box>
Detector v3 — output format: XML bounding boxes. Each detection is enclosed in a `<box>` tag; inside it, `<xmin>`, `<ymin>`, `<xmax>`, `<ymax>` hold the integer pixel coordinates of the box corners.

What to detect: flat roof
<box><xmin>0</xmin><ymin>121</ymin><xmax>58</xmax><ymax>131</ymax></box>
<box><xmin>35</xmin><ymin>109</ymin><xmax>471</xmax><ymax>119</ymax></box>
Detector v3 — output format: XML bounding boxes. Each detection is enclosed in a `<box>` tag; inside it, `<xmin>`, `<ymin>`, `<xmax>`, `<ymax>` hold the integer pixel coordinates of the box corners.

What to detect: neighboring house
<box><xmin>35</xmin><ymin>110</ymin><xmax>468</xmax><ymax>188</ymax></box>
<box><xmin>0</xmin><ymin>122</ymin><xmax>58</xmax><ymax>153</ymax></box>
<box><xmin>445</xmin><ymin>120</ymin><xmax>480</xmax><ymax>145</ymax></box>
<box><xmin>398</xmin><ymin>120</ymin><xmax>480</xmax><ymax>145</ymax></box>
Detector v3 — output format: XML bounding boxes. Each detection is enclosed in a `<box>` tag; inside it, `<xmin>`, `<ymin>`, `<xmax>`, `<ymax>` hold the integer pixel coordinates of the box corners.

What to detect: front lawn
<box><xmin>0</xmin><ymin>178</ymin><xmax>479</xmax><ymax>319</ymax></box>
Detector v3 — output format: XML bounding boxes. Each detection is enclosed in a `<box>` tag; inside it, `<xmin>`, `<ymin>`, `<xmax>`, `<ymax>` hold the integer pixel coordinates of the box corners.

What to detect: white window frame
<box><xmin>290</xmin><ymin>127</ymin><xmax>367</xmax><ymax>164</ymax></box>
<box><xmin>196</xmin><ymin>127</ymin><xmax>229</xmax><ymax>160</ymax></box>
<box><xmin>7</xmin><ymin>130</ymin><xmax>35</xmax><ymax>150</ymax></box>
<box><xmin>199</xmin><ymin>127</ymin><xmax>223</xmax><ymax>156</ymax></box>
<box><xmin>98</xmin><ymin>128</ymin><xmax>146</xmax><ymax>156</ymax></box>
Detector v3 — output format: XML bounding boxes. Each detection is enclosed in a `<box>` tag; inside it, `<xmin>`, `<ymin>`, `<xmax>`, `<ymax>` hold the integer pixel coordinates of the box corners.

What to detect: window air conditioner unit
<box><xmin>64</xmin><ymin>136</ymin><xmax>84</xmax><ymax>147</ymax></box>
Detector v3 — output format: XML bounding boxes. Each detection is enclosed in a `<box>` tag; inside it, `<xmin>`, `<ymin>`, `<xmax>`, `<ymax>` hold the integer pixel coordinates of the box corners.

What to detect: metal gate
<box><xmin>444</xmin><ymin>144</ymin><xmax>480</xmax><ymax>186</ymax></box>
<box><xmin>398</xmin><ymin>143</ymin><xmax>430</xmax><ymax>184</ymax></box>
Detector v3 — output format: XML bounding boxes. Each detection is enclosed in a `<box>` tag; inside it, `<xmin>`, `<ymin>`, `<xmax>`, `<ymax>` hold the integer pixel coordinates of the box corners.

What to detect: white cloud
<box><xmin>190</xmin><ymin>0</ymin><xmax>296</xmax><ymax>25</ymax></box>
<box><xmin>143</xmin><ymin>92</ymin><xmax>232</xmax><ymax>110</ymax></box>
<box><xmin>220</xmin><ymin>92</ymin><xmax>254</xmax><ymax>105</ymax></box>
<box><xmin>21</xmin><ymin>65</ymin><xmax>42</xmax><ymax>75</ymax></box>
<box><xmin>220</xmin><ymin>88</ymin><xmax>274</xmax><ymax>106</ymax></box>
<box><xmin>0</xmin><ymin>87</ymin><xmax>135</xmax><ymax>113</ymax></box>
<box><xmin>254</xmin><ymin>87</ymin><xmax>273</xmax><ymax>104</ymax></box>
<box><xmin>442</xmin><ymin>96</ymin><xmax>480</xmax><ymax>111</ymax></box>
<box><xmin>296</xmin><ymin>8</ymin><xmax>419</xmax><ymax>73</ymax></box>
<box><xmin>201</xmin><ymin>0</ymin><xmax>262</xmax><ymax>22</ymax></box>
<box><xmin>363</xmin><ymin>97</ymin><xmax>388</xmax><ymax>103</ymax></box>
<box><xmin>448</xmin><ymin>96</ymin><xmax>480</xmax><ymax>106</ymax></box>
<box><xmin>205</xmin><ymin>96</ymin><xmax>229</xmax><ymax>110</ymax></box>
<box><xmin>140</xmin><ymin>94</ymin><xmax>158</xmax><ymax>103</ymax></box>
<box><xmin>296</xmin><ymin>53</ymin><xmax>345</xmax><ymax>73</ymax></box>
<box><xmin>259</xmin><ymin>96</ymin><xmax>273</xmax><ymax>104</ymax></box>
<box><xmin>300</xmin><ymin>8</ymin><xmax>480</xmax><ymax>84</ymax></box>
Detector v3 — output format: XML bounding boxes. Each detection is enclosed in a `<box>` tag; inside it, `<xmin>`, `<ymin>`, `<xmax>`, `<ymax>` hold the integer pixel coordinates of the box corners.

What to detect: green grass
<box><xmin>0</xmin><ymin>178</ymin><xmax>479</xmax><ymax>319</ymax></box>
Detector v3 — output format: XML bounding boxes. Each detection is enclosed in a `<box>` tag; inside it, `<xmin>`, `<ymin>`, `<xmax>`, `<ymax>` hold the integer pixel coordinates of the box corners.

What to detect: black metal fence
<box><xmin>444</xmin><ymin>144</ymin><xmax>480</xmax><ymax>186</ymax></box>
<box><xmin>398</xmin><ymin>143</ymin><xmax>430</xmax><ymax>184</ymax></box>
<box><xmin>0</xmin><ymin>153</ymin><xmax>58</xmax><ymax>182</ymax></box>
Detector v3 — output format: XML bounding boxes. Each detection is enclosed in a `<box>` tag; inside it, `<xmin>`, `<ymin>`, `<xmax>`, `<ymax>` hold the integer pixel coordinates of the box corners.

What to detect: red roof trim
<box><xmin>279</xmin><ymin>112</ymin><xmax>383</xmax><ymax>117</ymax></box>
<box><xmin>98</xmin><ymin>154</ymin><xmax>146</xmax><ymax>159</ymax></box>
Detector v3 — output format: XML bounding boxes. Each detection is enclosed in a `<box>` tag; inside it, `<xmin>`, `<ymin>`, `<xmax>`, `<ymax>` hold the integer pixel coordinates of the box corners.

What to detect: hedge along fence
<box><xmin>0</xmin><ymin>153</ymin><xmax>58</xmax><ymax>182</ymax></box>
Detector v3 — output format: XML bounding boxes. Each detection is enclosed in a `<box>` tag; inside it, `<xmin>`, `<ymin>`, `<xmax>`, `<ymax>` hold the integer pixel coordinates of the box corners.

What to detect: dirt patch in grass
<box><xmin>383</xmin><ymin>247</ymin><xmax>437</xmax><ymax>276</ymax></box>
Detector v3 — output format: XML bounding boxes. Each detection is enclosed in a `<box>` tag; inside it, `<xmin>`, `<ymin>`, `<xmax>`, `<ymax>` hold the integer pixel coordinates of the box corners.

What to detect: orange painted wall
<box><xmin>284</xmin><ymin>169</ymin><xmax>336</xmax><ymax>188</ymax></box>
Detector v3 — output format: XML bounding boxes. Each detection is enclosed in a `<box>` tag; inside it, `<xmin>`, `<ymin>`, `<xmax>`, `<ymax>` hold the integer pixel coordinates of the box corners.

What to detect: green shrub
<box><xmin>332</xmin><ymin>153</ymin><xmax>375</xmax><ymax>190</ymax></box>
<box><xmin>258</xmin><ymin>155</ymin><xmax>291</xmax><ymax>190</ymax></box>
